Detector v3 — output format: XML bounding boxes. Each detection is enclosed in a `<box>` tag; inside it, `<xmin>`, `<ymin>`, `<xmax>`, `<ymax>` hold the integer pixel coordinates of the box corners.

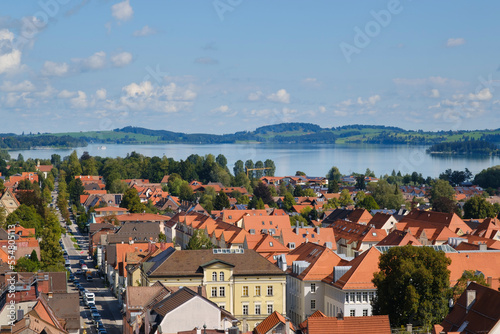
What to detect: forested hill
<box><xmin>7</xmin><ymin>123</ymin><xmax>500</xmax><ymax>148</ymax></box>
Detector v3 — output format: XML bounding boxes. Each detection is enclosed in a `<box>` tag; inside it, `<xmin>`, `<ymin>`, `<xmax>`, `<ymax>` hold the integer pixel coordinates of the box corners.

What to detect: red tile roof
<box><xmin>253</xmin><ymin>311</ymin><xmax>295</xmax><ymax>334</ymax></box>
<box><xmin>302</xmin><ymin>315</ymin><xmax>391</xmax><ymax>334</ymax></box>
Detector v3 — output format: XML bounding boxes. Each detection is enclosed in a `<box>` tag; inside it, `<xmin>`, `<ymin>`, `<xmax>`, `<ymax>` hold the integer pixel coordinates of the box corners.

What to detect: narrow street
<box><xmin>54</xmin><ymin>185</ymin><xmax>123</xmax><ymax>334</ymax></box>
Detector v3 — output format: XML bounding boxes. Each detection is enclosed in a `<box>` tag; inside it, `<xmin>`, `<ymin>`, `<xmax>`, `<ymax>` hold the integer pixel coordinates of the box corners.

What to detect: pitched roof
<box><xmin>399</xmin><ymin>209</ymin><xmax>472</xmax><ymax>235</ymax></box>
<box><xmin>281</xmin><ymin>226</ymin><xmax>337</xmax><ymax>250</ymax></box>
<box><xmin>253</xmin><ymin>311</ymin><xmax>295</xmax><ymax>334</ymax></box>
<box><xmin>147</xmin><ymin>248</ymin><xmax>284</xmax><ymax>278</ymax></box>
<box><xmin>440</xmin><ymin>282</ymin><xmax>500</xmax><ymax>334</ymax></box>
<box><xmin>446</xmin><ymin>251</ymin><xmax>500</xmax><ymax>290</ymax></box>
<box><xmin>377</xmin><ymin>229</ymin><xmax>422</xmax><ymax>246</ymax></box>
<box><xmin>330</xmin><ymin>246</ymin><xmax>381</xmax><ymax>290</ymax></box>
<box><xmin>303</xmin><ymin>315</ymin><xmax>391</xmax><ymax>334</ymax></box>
<box><xmin>287</xmin><ymin>243</ymin><xmax>344</xmax><ymax>281</ymax></box>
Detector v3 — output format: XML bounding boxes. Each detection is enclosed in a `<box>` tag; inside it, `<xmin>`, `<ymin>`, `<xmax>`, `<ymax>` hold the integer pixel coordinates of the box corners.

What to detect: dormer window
<box><xmin>220</xmin><ymin>272</ymin><xmax>224</xmax><ymax>281</ymax></box>
<box><xmin>212</xmin><ymin>272</ymin><xmax>217</xmax><ymax>281</ymax></box>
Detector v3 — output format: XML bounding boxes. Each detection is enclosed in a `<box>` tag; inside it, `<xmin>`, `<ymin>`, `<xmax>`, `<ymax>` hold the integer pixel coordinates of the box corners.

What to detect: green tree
<box><xmin>264</xmin><ymin>159</ymin><xmax>276</xmax><ymax>177</ymax></box>
<box><xmin>328</xmin><ymin>181</ymin><xmax>339</xmax><ymax>193</ymax></box>
<box><xmin>372</xmin><ymin>245</ymin><xmax>451</xmax><ymax>329</ymax></box>
<box><xmin>429</xmin><ymin>179</ymin><xmax>456</xmax><ymax>205</ymax></box>
<box><xmin>15</xmin><ymin>256</ymin><xmax>40</xmax><ymax>272</ymax></box>
<box><xmin>368</xmin><ymin>180</ymin><xmax>405</xmax><ymax>209</ymax></box>
<box><xmin>68</xmin><ymin>178</ymin><xmax>85</xmax><ymax>205</ymax></box>
<box><xmin>186</xmin><ymin>229</ymin><xmax>213</xmax><ymax>250</ymax></box>
<box><xmin>432</xmin><ymin>197</ymin><xmax>459</xmax><ymax>214</ymax></box>
<box><xmin>339</xmin><ymin>189</ymin><xmax>353</xmax><ymax>207</ymax></box>
<box><xmin>293</xmin><ymin>185</ymin><xmax>304</xmax><ymax>197</ymax></box>
<box><xmin>463</xmin><ymin>196</ymin><xmax>496</xmax><ymax>219</ymax></box>
<box><xmin>355</xmin><ymin>175</ymin><xmax>366</xmax><ymax>190</ymax></box>
<box><xmin>357</xmin><ymin>195</ymin><xmax>380</xmax><ymax>211</ymax></box>
<box><xmin>214</xmin><ymin>191</ymin><xmax>230</xmax><ymax>210</ymax></box>
<box><xmin>451</xmin><ymin>270</ymin><xmax>489</xmax><ymax>302</ymax></box>
<box><xmin>326</xmin><ymin>166</ymin><xmax>342</xmax><ymax>182</ymax></box>
<box><xmin>179</xmin><ymin>182</ymin><xmax>194</xmax><ymax>201</ymax></box>
<box><xmin>215</xmin><ymin>154</ymin><xmax>227</xmax><ymax>169</ymax></box>
<box><xmin>120</xmin><ymin>188</ymin><xmax>146</xmax><ymax>213</ymax></box>
<box><xmin>283</xmin><ymin>192</ymin><xmax>296</xmax><ymax>212</ymax></box>
<box><xmin>158</xmin><ymin>232</ymin><xmax>167</xmax><ymax>242</ymax></box>
<box><xmin>254</xmin><ymin>160</ymin><xmax>265</xmax><ymax>179</ymax></box>
<box><xmin>474</xmin><ymin>166</ymin><xmax>500</xmax><ymax>189</ymax></box>
<box><xmin>303</xmin><ymin>188</ymin><xmax>317</xmax><ymax>197</ymax></box>
<box><xmin>253</xmin><ymin>182</ymin><xmax>274</xmax><ymax>205</ymax></box>
<box><xmin>233</xmin><ymin>160</ymin><xmax>245</xmax><ymax>177</ymax></box>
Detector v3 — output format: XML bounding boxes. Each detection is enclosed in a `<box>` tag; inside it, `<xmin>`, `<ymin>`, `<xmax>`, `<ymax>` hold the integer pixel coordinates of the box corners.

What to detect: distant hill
<box><xmin>6</xmin><ymin>123</ymin><xmax>500</xmax><ymax>149</ymax></box>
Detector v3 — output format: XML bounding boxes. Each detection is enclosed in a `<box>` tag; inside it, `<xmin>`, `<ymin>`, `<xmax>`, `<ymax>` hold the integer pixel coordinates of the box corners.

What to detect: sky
<box><xmin>1</xmin><ymin>0</ymin><xmax>500</xmax><ymax>135</ymax></box>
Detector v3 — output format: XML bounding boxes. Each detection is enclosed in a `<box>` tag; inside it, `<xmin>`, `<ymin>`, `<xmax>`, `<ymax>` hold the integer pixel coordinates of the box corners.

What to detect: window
<box><xmin>311</xmin><ymin>283</ymin><xmax>316</xmax><ymax>293</ymax></box>
<box><xmin>362</xmin><ymin>292</ymin><xmax>368</xmax><ymax>302</ymax></box>
<box><xmin>219</xmin><ymin>287</ymin><xmax>225</xmax><ymax>297</ymax></box>
<box><xmin>255</xmin><ymin>304</ymin><xmax>261</xmax><ymax>315</ymax></box>
<box><xmin>311</xmin><ymin>299</ymin><xmax>316</xmax><ymax>309</ymax></box>
<box><xmin>356</xmin><ymin>292</ymin><xmax>361</xmax><ymax>302</ymax></box>
<box><xmin>243</xmin><ymin>304</ymin><xmax>249</xmax><ymax>315</ymax></box>
<box><xmin>267</xmin><ymin>304</ymin><xmax>273</xmax><ymax>314</ymax></box>
<box><xmin>212</xmin><ymin>272</ymin><xmax>217</xmax><ymax>281</ymax></box>
<box><xmin>255</xmin><ymin>286</ymin><xmax>261</xmax><ymax>296</ymax></box>
<box><xmin>369</xmin><ymin>292</ymin><xmax>375</xmax><ymax>302</ymax></box>
<box><xmin>345</xmin><ymin>293</ymin><xmax>349</xmax><ymax>303</ymax></box>
<box><xmin>289</xmin><ymin>242</ymin><xmax>296</xmax><ymax>249</ymax></box>
<box><xmin>349</xmin><ymin>293</ymin><xmax>355</xmax><ymax>303</ymax></box>
<box><xmin>267</xmin><ymin>285</ymin><xmax>273</xmax><ymax>296</ymax></box>
<box><xmin>242</xmin><ymin>286</ymin><xmax>249</xmax><ymax>297</ymax></box>
<box><xmin>219</xmin><ymin>272</ymin><xmax>225</xmax><ymax>281</ymax></box>
<box><xmin>211</xmin><ymin>287</ymin><xmax>217</xmax><ymax>297</ymax></box>
<box><xmin>363</xmin><ymin>309</ymin><xmax>368</xmax><ymax>316</ymax></box>
<box><xmin>350</xmin><ymin>309</ymin><xmax>355</xmax><ymax>317</ymax></box>
<box><xmin>269</xmin><ymin>242</ymin><xmax>273</xmax><ymax>247</ymax></box>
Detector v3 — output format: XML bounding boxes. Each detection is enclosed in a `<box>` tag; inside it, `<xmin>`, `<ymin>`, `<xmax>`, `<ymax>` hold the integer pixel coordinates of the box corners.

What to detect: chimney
<box><xmin>337</xmin><ymin>310</ymin><xmax>343</xmax><ymax>320</ymax></box>
<box><xmin>479</xmin><ymin>243</ymin><xmax>487</xmax><ymax>251</ymax></box>
<box><xmin>160</xmin><ymin>241</ymin><xmax>167</xmax><ymax>250</ymax></box>
<box><xmin>487</xmin><ymin>276</ymin><xmax>493</xmax><ymax>287</ymax></box>
<box><xmin>466</xmin><ymin>290</ymin><xmax>476</xmax><ymax>312</ymax></box>
<box><xmin>406</xmin><ymin>324</ymin><xmax>412</xmax><ymax>333</ymax></box>
<box><xmin>295</xmin><ymin>226</ymin><xmax>300</xmax><ymax>235</ymax></box>
<box><xmin>316</xmin><ymin>226</ymin><xmax>320</xmax><ymax>234</ymax></box>
<box><xmin>197</xmin><ymin>285</ymin><xmax>203</xmax><ymax>296</ymax></box>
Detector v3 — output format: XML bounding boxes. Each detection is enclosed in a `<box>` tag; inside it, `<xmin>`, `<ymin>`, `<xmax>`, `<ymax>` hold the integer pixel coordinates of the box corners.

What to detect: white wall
<box><xmin>158</xmin><ymin>296</ymin><xmax>222</xmax><ymax>334</ymax></box>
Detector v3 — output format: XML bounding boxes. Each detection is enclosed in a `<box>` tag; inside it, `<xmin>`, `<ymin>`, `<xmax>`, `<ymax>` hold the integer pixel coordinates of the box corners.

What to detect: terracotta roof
<box><xmin>377</xmin><ymin>229</ymin><xmax>422</xmax><ymax>246</ymax></box>
<box><xmin>303</xmin><ymin>315</ymin><xmax>391</xmax><ymax>334</ymax></box>
<box><xmin>126</xmin><ymin>284</ymin><xmax>170</xmax><ymax>309</ymax></box>
<box><xmin>281</xmin><ymin>226</ymin><xmax>336</xmax><ymax>250</ymax></box>
<box><xmin>147</xmin><ymin>248</ymin><xmax>285</xmax><ymax>278</ymax></box>
<box><xmin>331</xmin><ymin>246</ymin><xmax>381</xmax><ymax>290</ymax></box>
<box><xmin>446</xmin><ymin>251</ymin><xmax>500</xmax><ymax>290</ymax></box>
<box><xmin>399</xmin><ymin>209</ymin><xmax>472</xmax><ymax>235</ymax></box>
<box><xmin>254</xmin><ymin>311</ymin><xmax>295</xmax><ymax>334</ymax></box>
<box><xmin>287</xmin><ymin>243</ymin><xmax>344</xmax><ymax>281</ymax></box>
<box><xmin>369</xmin><ymin>212</ymin><xmax>396</xmax><ymax>229</ymax></box>
<box><xmin>94</xmin><ymin>206</ymin><xmax>129</xmax><ymax>212</ymax></box>
<box><xmin>440</xmin><ymin>282</ymin><xmax>500</xmax><ymax>333</ymax></box>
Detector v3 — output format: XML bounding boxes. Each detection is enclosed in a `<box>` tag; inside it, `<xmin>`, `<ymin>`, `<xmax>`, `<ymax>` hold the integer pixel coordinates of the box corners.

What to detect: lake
<box><xmin>8</xmin><ymin>143</ymin><xmax>500</xmax><ymax>178</ymax></box>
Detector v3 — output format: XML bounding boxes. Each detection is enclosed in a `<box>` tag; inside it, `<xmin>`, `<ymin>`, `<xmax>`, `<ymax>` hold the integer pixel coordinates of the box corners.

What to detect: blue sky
<box><xmin>1</xmin><ymin>0</ymin><xmax>500</xmax><ymax>134</ymax></box>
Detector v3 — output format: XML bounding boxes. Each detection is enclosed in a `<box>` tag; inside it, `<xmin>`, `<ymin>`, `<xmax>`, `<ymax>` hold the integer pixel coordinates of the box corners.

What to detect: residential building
<box><xmin>253</xmin><ymin>311</ymin><xmax>295</xmax><ymax>334</ymax></box>
<box><xmin>139</xmin><ymin>248</ymin><xmax>286</xmax><ymax>332</ymax></box>
<box><xmin>298</xmin><ymin>312</ymin><xmax>391</xmax><ymax>334</ymax></box>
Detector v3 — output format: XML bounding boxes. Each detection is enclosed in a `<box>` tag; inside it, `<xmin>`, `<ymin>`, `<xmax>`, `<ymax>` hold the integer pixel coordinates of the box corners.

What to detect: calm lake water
<box><xmin>8</xmin><ymin>143</ymin><xmax>500</xmax><ymax>178</ymax></box>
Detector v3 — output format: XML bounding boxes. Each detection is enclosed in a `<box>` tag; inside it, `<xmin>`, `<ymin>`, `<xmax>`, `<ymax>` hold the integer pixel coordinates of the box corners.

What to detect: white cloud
<box><xmin>70</xmin><ymin>91</ymin><xmax>88</xmax><ymax>108</ymax></box>
<box><xmin>0</xmin><ymin>80</ymin><xmax>35</xmax><ymax>92</ymax></box>
<box><xmin>468</xmin><ymin>88</ymin><xmax>492</xmax><ymax>101</ymax></box>
<box><xmin>430</xmin><ymin>89</ymin><xmax>440</xmax><ymax>98</ymax></box>
<box><xmin>41</xmin><ymin>61</ymin><xmax>69</xmax><ymax>76</ymax></box>
<box><xmin>96</xmin><ymin>89</ymin><xmax>107</xmax><ymax>100</ymax></box>
<box><xmin>58</xmin><ymin>90</ymin><xmax>76</xmax><ymax>99</ymax></box>
<box><xmin>248</xmin><ymin>91</ymin><xmax>263</xmax><ymax>101</ymax></box>
<box><xmin>0</xmin><ymin>29</ymin><xmax>21</xmax><ymax>74</ymax></box>
<box><xmin>319</xmin><ymin>106</ymin><xmax>326</xmax><ymax>113</ymax></box>
<box><xmin>112</xmin><ymin>0</ymin><xmax>133</xmax><ymax>21</ymax></box>
<box><xmin>446</xmin><ymin>38</ymin><xmax>466</xmax><ymax>48</ymax></box>
<box><xmin>393</xmin><ymin>76</ymin><xmax>465</xmax><ymax>87</ymax></box>
<box><xmin>111</xmin><ymin>52</ymin><xmax>132</xmax><ymax>67</ymax></box>
<box><xmin>83</xmin><ymin>51</ymin><xmax>106</xmax><ymax>70</ymax></box>
<box><xmin>120</xmin><ymin>80</ymin><xmax>197</xmax><ymax>113</ymax></box>
<box><xmin>357</xmin><ymin>94</ymin><xmax>380</xmax><ymax>105</ymax></box>
<box><xmin>267</xmin><ymin>89</ymin><xmax>290</xmax><ymax>104</ymax></box>
<box><xmin>303</xmin><ymin>78</ymin><xmax>317</xmax><ymax>83</ymax></box>
<box><xmin>211</xmin><ymin>105</ymin><xmax>230</xmax><ymax>113</ymax></box>
<box><xmin>133</xmin><ymin>25</ymin><xmax>156</xmax><ymax>37</ymax></box>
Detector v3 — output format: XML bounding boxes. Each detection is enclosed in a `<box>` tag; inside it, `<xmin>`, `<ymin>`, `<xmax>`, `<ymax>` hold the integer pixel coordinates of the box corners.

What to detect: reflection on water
<box><xmin>7</xmin><ymin>143</ymin><xmax>500</xmax><ymax>178</ymax></box>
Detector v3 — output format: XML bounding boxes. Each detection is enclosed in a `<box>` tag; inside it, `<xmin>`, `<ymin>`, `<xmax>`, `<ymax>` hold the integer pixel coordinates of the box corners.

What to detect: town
<box><xmin>0</xmin><ymin>151</ymin><xmax>499</xmax><ymax>334</ymax></box>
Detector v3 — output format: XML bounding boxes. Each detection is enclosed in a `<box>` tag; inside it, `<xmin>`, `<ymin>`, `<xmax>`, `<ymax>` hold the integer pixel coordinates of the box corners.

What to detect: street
<box><xmin>54</xmin><ymin>186</ymin><xmax>123</xmax><ymax>334</ymax></box>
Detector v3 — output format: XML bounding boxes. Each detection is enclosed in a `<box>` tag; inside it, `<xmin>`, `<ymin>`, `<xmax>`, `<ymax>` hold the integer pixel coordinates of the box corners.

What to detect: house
<box><xmin>326</xmin><ymin>219</ymin><xmax>386</xmax><ymax>256</ymax></box>
<box><xmin>435</xmin><ymin>282</ymin><xmax>500</xmax><ymax>334</ymax></box>
<box><xmin>9</xmin><ymin>296</ymin><xmax>68</xmax><ymax>334</ymax></box>
<box><xmin>140</xmin><ymin>248</ymin><xmax>287</xmax><ymax>332</ymax></box>
<box><xmin>94</xmin><ymin>206</ymin><xmax>129</xmax><ymax>217</ymax></box>
<box><xmin>322</xmin><ymin>208</ymin><xmax>373</xmax><ymax>226</ymax></box>
<box><xmin>367</xmin><ymin>212</ymin><xmax>398</xmax><ymax>233</ymax></box>
<box><xmin>35</xmin><ymin>162</ymin><xmax>53</xmax><ymax>179</ymax></box>
<box><xmin>282</xmin><ymin>243</ymin><xmax>344</xmax><ymax>325</ymax></box>
<box><xmin>376</xmin><ymin>229</ymin><xmax>422</xmax><ymax>247</ymax></box>
<box><xmin>0</xmin><ymin>188</ymin><xmax>20</xmax><ymax>214</ymax></box>
<box><xmin>253</xmin><ymin>311</ymin><xmax>295</xmax><ymax>334</ymax></box>
<box><xmin>149</xmin><ymin>287</ymin><xmax>235</xmax><ymax>334</ymax></box>
<box><xmin>298</xmin><ymin>313</ymin><xmax>391</xmax><ymax>334</ymax></box>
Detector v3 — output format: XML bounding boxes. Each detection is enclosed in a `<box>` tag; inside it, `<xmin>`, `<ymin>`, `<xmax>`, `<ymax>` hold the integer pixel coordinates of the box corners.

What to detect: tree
<box><xmin>214</xmin><ymin>191</ymin><xmax>230</xmax><ymax>210</ymax></box>
<box><xmin>328</xmin><ymin>181</ymin><xmax>339</xmax><ymax>193</ymax></box>
<box><xmin>355</xmin><ymin>175</ymin><xmax>366</xmax><ymax>190</ymax></box>
<box><xmin>293</xmin><ymin>185</ymin><xmax>304</xmax><ymax>197</ymax></box>
<box><xmin>264</xmin><ymin>159</ymin><xmax>276</xmax><ymax>176</ymax></box>
<box><xmin>432</xmin><ymin>197</ymin><xmax>458</xmax><ymax>214</ymax></box>
<box><xmin>295</xmin><ymin>171</ymin><xmax>306</xmax><ymax>176</ymax></box>
<box><xmin>233</xmin><ymin>160</ymin><xmax>245</xmax><ymax>177</ymax></box>
<box><xmin>187</xmin><ymin>229</ymin><xmax>213</xmax><ymax>250</ymax></box>
<box><xmin>451</xmin><ymin>270</ymin><xmax>489</xmax><ymax>303</ymax></box>
<box><xmin>254</xmin><ymin>161</ymin><xmax>265</xmax><ymax>179</ymax></box>
<box><xmin>245</xmin><ymin>160</ymin><xmax>254</xmax><ymax>178</ymax></box>
<box><xmin>357</xmin><ymin>195</ymin><xmax>380</xmax><ymax>211</ymax></box>
<box><xmin>474</xmin><ymin>166</ymin><xmax>500</xmax><ymax>189</ymax></box>
<box><xmin>215</xmin><ymin>154</ymin><xmax>227</xmax><ymax>169</ymax></box>
<box><xmin>429</xmin><ymin>179</ymin><xmax>455</xmax><ymax>205</ymax></box>
<box><xmin>253</xmin><ymin>182</ymin><xmax>274</xmax><ymax>205</ymax></box>
<box><xmin>283</xmin><ymin>192</ymin><xmax>296</xmax><ymax>212</ymax></box>
<box><xmin>179</xmin><ymin>182</ymin><xmax>194</xmax><ymax>201</ymax></box>
<box><xmin>463</xmin><ymin>196</ymin><xmax>496</xmax><ymax>219</ymax></box>
<box><xmin>51</xmin><ymin>154</ymin><xmax>61</xmax><ymax>166</ymax></box>
<box><xmin>339</xmin><ymin>189</ymin><xmax>353</xmax><ymax>207</ymax></box>
<box><xmin>372</xmin><ymin>245</ymin><xmax>451</xmax><ymax>329</ymax></box>
<box><xmin>326</xmin><ymin>166</ymin><xmax>341</xmax><ymax>182</ymax></box>
<box><xmin>158</xmin><ymin>232</ymin><xmax>167</xmax><ymax>243</ymax></box>
<box><xmin>68</xmin><ymin>178</ymin><xmax>85</xmax><ymax>205</ymax></box>
<box><xmin>120</xmin><ymin>188</ymin><xmax>146</xmax><ymax>213</ymax></box>
<box><xmin>368</xmin><ymin>180</ymin><xmax>405</xmax><ymax>210</ymax></box>
<box><xmin>15</xmin><ymin>256</ymin><xmax>40</xmax><ymax>272</ymax></box>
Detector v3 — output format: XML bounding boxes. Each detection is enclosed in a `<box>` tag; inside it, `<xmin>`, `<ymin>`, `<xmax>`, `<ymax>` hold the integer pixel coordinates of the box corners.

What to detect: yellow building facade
<box><xmin>139</xmin><ymin>248</ymin><xmax>286</xmax><ymax>332</ymax></box>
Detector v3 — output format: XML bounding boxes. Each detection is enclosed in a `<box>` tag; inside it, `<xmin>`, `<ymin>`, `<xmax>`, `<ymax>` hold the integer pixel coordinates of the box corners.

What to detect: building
<box><xmin>139</xmin><ymin>248</ymin><xmax>287</xmax><ymax>332</ymax></box>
